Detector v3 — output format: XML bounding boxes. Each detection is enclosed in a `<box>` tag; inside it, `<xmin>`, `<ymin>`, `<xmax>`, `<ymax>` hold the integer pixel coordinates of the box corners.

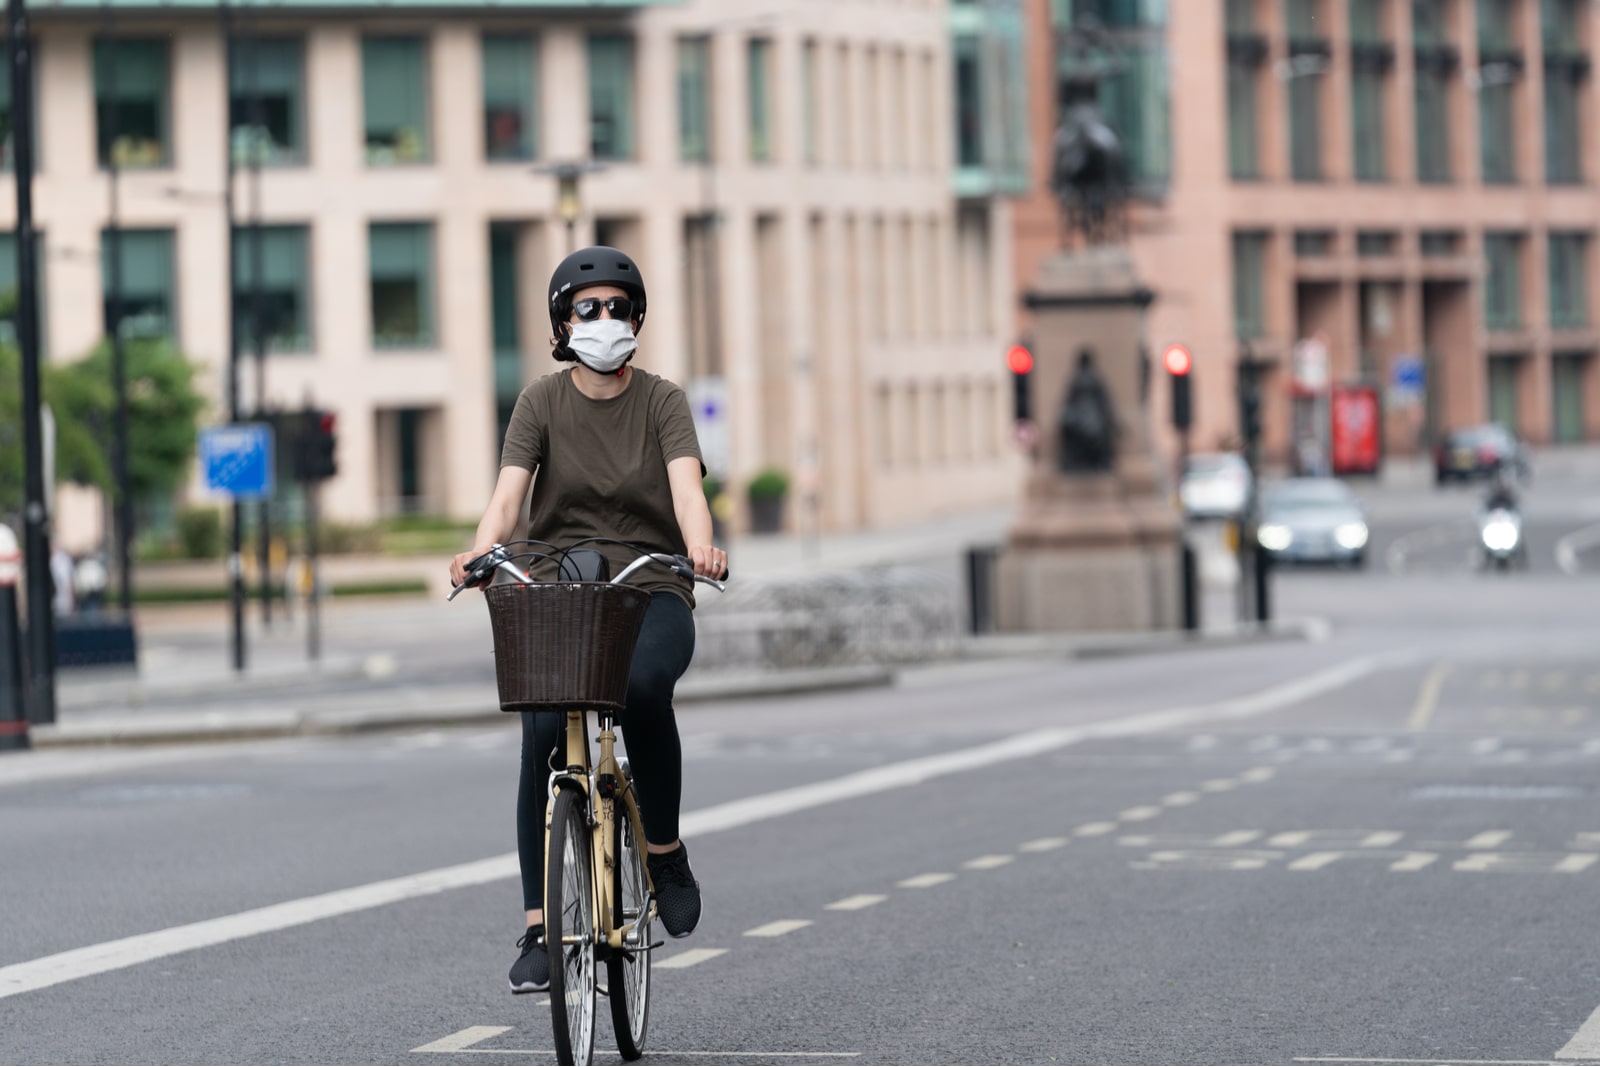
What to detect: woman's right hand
<box><xmin>450</xmin><ymin>544</ymin><xmax>499</xmax><ymax>588</ymax></box>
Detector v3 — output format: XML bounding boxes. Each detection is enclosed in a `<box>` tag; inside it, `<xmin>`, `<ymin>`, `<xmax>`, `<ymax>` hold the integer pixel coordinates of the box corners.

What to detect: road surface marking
<box><xmin>412</xmin><ymin>1027</ymin><xmax>512</xmax><ymax>1054</ymax></box>
<box><xmin>1556</xmin><ymin>854</ymin><xmax>1599</xmax><ymax>873</ymax></box>
<box><xmin>1558</xmin><ymin>998</ymin><xmax>1600</xmax><ymax>1059</ymax></box>
<box><xmin>1075</xmin><ymin>822</ymin><xmax>1119</xmax><ymax>837</ymax></box>
<box><xmin>1390</xmin><ymin>852</ymin><xmax>1439</xmax><ymax>872</ymax></box>
<box><xmin>1215</xmin><ymin>830</ymin><xmax>1263</xmax><ymax>847</ymax></box>
<box><xmin>1020</xmin><ymin>837</ymin><xmax>1068</xmax><ymax>852</ymax></box>
<box><xmin>417</xmin><ymin>1050</ymin><xmax>859</xmax><ymax>1059</ymax></box>
<box><xmin>1510</xmin><ymin>670</ymin><xmax>1532</xmax><ymax>691</ymax></box>
<box><xmin>1240</xmin><ymin>766</ymin><xmax>1277</xmax><ymax>782</ymax></box>
<box><xmin>1361</xmin><ymin>832</ymin><xmax>1405</xmax><ymax>848</ymax></box>
<box><xmin>744</xmin><ymin>920</ymin><xmax>813</xmax><ymax>938</ymax></box>
<box><xmin>826</xmin><ymin>894</ymin><xmax>887</xmax><ymax>911</ymax></box>
<box><xmin>1408</xmin><ymin>663</ymin><xmax>1451</xmax><ymax>732</ymax></box>
<box><xmin>0</xmin><ymin>653</ymin><xmax>1392</xmax><ymax>1001</ymax></box>
<box><xmin>657</xmin><ymin>948</ymin><xmax>728</xmax><ymax>969</ymax></box>
<box><xmin>1555</xmin><ymin>521</ymin><xmax>1600</xmax><ymax>576</ymax></box>
<box><xmin>1288</xmin><ymin>852</ymin><xmax>1345</xmax><ymax>871</ymax></box>
<box><xmin>1544</xmin><ymin>673</ymin><xmax>1570</xmax><ymax>691</ymax></box>
<box><xmin>1466</xmin><ymin>831</ymin><xmax>1513</xmax><ymax>849</ymax></box>
<box><xmin>1300</xmin><ymin>1059</ymin><xmax>1557</xmax><ymax>1065</ymax></box>
<box><xmin>962</xmin><ymin>855</ymin><xmax>1015</xmax><ymax>870</ymax></box>
<box><xmin>1119</xmin><ymin>806</ymin><xmax>1162</xmax><ymax>821</ymax></box>
<box><xmin>897</xmin><ymin>872</ymin><xmax>955</xmax><ymax>889</ymax></box>
<box><xmin>1201</xmin><ymin>778</ymin><xmax>1239</xmax><ymax>792</ymax></box>
<box><xmin>1162</xmin><ymin>792</ymin><xmax>1199</xmax><ymax>806</ymax></box>
<box><xmin>1269</xmin><ymin>832</ymin><xmax>1311</xmax><ymax>848</ymax></box>
<box><xmin>1472</xmin><ymin>737</ymin><xmax>1504</xmax><ymax>754</ymax></box>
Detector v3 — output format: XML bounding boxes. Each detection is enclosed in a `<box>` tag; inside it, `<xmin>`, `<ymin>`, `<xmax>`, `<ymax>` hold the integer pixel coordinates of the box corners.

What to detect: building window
<box><xmin>802</xmin><ymin>40</ymin><xmax>819</xmax><ymax>165</ymax></box>
<box><xmin>1295</xmin><ymin>230</ymin><xmax>1335</xmax><ymax>256</ymax></box>
<box><xmin>1552</xmin><ymin>352</ymin><xmax>1589</xmax><ymax>442</ymax></box>
<box><xmin>1421</xmin><ymin>229</ymin><xmax>1463</xmax><ymax>255</ymax></box>
<box><xmin>1488</xmin><ymin>354</ymin><xmax>1522</xmax><ymax>430</ymax></box>
<box><xmin>1543</xmin><ymin>0</ymin><xmax>1585</xmax><ymax>183</ymax></box>
<box><xmin>363</xmin><ymin>37</ymin><xmax>429</xmax><ymax>165</ymax></box>
<box><xmin>1233</xmin><ymin>231</ymin><xmax>1269</xmax><ymax>339</ymax></box>
<box><xmin>102</xmin><ymin>228</ymin><xmax>175</xmax><ymax>340</ymax></box>
<box><xmin>233</xmin><ymin>225</ymin><xmax>311</xmax><ymax>352</ymax></box>
<box><xmin>1358</xmin><ymin>231</ymin><xmax>1398</xmax><ymax>256</ymax></box>
<box><xmin>1484</xmin><ymin>232</ymin><xmax>1524</xmax><ymax>331</ymax></box>
<box><xmin>94</xmin><ymin>39</ymin><xmax>170</xmax><ymax>169</ymax></box>
<box><xmin>1086</xmin><ymin>32</ymin><xmax>1171</xmax><ymax>187</ymax></box>
<box><xmin>1286</xmin><ymin>8</ymin><xmax>1327</xmax><ymax>184</ymax></box>
<box><xmin>748</xmin><ymin>38</ymin><xmax>773</xmax><ymax>163</ymax></box>
<box><xmin>676</xmin><ymin>37</ymin><xmax>712</xmax><ymax>164</ymax></box>
<box><xmin>482</xmin><ymin>36</ymin><xmax>537</xmax><ymax>162</ymax></box>
<box><xmin>1413</xmin><ymin>0</ymin><xmax>1457</xmax><ymax>183</ymax></box>
<box><xmin>1350</xmin><ymin>0</ymin><xmax>1391</xmax><ymax>182</ymax></box>
<box><xmin>1226</xmin><ymin>2</ymin><xmax>1266</xmax><ymax>179</ymax></box>
<box><xmin>954</xmin><ymin>35</ymin><xmax>982</xmax><ymax>168</ymax></box>
<box><xmin>369</xmin><ymin>222</ymin><xmax>435</xmax><ymax>348</ymax></box>
<box><xmin>588</xmin><ymin>34</ymin><xmax>635</xmax><ymax>161</ymax></box>
<box><xmin>1549</xmin><ymin>232</ymin><xmax>1589</xmax><ymax>330</ymax></box>
<box><xmin>1476</xmin><ymin>0</ymin><xmax>1521</xmax><ymax>184</ymax></box>
<box><xmin>229</xmin><ymin>37</ymin><xmax>305</xmax><ymax>166</ymax></box>
<box><xmin>0</xmin><ymin>231</ymin><xmax>44</xmax><ymax>345</ymax></box>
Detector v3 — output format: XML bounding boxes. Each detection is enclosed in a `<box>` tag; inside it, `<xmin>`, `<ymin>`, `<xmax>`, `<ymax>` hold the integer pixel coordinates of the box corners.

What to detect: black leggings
<box><xmin>517</xmin><ymin>592</ymin><xmax>696</xmax><ymax>912</ymax></box>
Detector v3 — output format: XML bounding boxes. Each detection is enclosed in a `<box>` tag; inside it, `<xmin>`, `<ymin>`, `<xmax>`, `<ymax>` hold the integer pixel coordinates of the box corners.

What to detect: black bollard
<box><xmin>0</xmin><ymin>543</ymin><xmax>28</xmax><ymax>750</ymax></box>
<box><xmin>1254</xmin><ymin>540</ymin><xmax>1272</xmax><ymax>624</ymax></box>
<box><xmin>1180</xmin><ymin>539</ymin><xmax>1199</xmax><ymax>632</ymax></box>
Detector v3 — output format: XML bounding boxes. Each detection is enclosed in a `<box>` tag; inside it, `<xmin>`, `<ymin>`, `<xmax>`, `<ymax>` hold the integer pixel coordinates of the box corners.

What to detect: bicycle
<box><xmin>450</xmin><ymin>539</ymin><xmax>727</xmax><ymax>1066</ymax></box>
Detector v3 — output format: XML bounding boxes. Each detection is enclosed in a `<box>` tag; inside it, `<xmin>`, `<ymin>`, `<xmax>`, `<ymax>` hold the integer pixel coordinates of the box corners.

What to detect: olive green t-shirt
<box><xmin>500</xmin><ymin>368</ymin><xmax>704</xmax><ymax>608</ymax></box>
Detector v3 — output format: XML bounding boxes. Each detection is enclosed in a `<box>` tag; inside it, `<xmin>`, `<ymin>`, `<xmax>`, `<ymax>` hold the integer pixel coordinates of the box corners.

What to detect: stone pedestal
<box><xmin>995</xmin><ymin>245</ymin><xmax>1181</xmax><ymax>634</ymax></box>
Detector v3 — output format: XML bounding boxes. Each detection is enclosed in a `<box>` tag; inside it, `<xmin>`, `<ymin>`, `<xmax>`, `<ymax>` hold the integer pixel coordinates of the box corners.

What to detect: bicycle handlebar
<box><xmin>448</xmin><ymin>542</ymin><xmax>729</xmax><ymax>601</ymax></box>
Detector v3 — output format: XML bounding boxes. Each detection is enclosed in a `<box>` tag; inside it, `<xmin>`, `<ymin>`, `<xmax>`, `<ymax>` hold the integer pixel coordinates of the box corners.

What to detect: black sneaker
<box><xmin>647</xmin><ymin>844</ymin><xmax>702</xmax><ymax>939</ymax></box>
<box><xmin>508</xmin><ymin>925</ymin><xmax>548</xmax><ymax>994</ymax></box>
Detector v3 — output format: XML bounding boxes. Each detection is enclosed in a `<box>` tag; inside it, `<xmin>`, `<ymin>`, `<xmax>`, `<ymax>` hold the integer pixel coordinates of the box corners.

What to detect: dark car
<box><xmin>1434</xmin><ymin>424</ymin><xmax>1530</xmax><ymax>485</ymax></box>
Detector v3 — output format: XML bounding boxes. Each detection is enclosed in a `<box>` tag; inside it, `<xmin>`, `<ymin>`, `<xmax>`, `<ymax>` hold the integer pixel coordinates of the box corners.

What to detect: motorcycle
<box><xmin>1479</xmin><ymin>504</ymin><xmax>1525</xmax><ymax>572</ymax></box>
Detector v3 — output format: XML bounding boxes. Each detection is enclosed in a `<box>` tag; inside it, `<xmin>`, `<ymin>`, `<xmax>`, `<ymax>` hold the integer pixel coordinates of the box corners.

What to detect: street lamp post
<box><xmin>100</xmin><ymin>1</ymin><xmax>134</xmax><ymax>616</ymax></box>
<box><xmin>221</xmin><ymin>0</ymin><xmax>245</xmax><ymax>672</ymax></box>
<box><xmin>531</xmin><ymin>161</ymin><xmax>603</xmax><ymax>253</ymax></box>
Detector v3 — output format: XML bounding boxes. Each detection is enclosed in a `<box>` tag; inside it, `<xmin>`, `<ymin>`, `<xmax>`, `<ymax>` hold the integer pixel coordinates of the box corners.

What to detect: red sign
<box><xmin>1330</xmin><ymin>385</ymin><xmax>1381</xmax><ymax>475</ymax></box>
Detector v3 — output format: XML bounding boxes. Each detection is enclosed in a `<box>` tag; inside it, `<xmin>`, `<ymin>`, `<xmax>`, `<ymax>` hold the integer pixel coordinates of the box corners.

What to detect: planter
<box><xmin>748</xmin><ymin>493</ymin><xmax>786</xmax><ymax>534</ymax></box>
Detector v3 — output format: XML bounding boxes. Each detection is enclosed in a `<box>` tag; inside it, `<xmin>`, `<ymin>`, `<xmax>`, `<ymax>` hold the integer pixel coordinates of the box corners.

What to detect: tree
<box><xmin>0</xmin><ymin>336</ymin><xmax>207</xmax><ymax>528</ymax></box>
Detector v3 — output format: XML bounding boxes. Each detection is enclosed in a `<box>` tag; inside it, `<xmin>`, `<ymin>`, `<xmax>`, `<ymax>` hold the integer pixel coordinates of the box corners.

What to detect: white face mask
<box><xmin>567</xmin><ymin>318</ymin><xmax>638</xmax><ymax>374</ymax></box>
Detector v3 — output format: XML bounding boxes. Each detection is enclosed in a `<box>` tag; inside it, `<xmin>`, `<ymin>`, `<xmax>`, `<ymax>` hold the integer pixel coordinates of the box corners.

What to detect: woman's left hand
<box><xmin>687</xmin><ymin>544</ymin><xmax>729</xmax><ymax>580</ymax></box>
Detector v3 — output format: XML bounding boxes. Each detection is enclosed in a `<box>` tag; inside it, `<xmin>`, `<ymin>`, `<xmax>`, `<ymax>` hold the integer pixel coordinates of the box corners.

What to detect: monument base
<box><xmin>994</xmin><ymin>474</ymin><xmax>1180</xmax><ymax>634</ymax></box>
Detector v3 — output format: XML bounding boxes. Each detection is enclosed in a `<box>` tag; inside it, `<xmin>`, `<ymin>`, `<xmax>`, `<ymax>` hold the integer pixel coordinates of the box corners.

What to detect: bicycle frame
<box><xmin>545</xmin><ymin>708</ymin><xmax>654</xmax><ymax>959</ymax></box>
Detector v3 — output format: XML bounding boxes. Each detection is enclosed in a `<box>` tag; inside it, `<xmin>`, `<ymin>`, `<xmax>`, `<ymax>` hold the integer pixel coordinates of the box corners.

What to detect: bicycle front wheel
<box><xmin>546</xmin><ymin>787</ymin><xmax>596</xmax><ymax>1066</ymax></box>
<box><xmin>607</xmin><ymin>786</ymin><xmax>652</xmax><ymax>1060</ymax></box>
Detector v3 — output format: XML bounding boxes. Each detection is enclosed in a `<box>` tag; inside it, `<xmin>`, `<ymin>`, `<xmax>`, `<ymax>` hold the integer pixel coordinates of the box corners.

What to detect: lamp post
<box><xmin>99</xmin><ymin>1</ymin><xmax>134</xmax><ymax>616</ymax></box>
<box><xmin>531</xmin><ymin>161</ymin><xmax>603</xmax><ymax>253</ymax></box>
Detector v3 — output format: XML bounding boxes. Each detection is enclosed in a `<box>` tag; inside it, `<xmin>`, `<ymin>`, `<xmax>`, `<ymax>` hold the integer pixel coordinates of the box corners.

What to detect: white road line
<box><xmin>1554</xmin><ymin>521</ymin><xmax>1600</xmax><ymax>576</ymax></box>
<box><xmin>897</xmin><ymin>872</ymin><xmax>955</xmax><ymax>889</ymax></box>
<box><xmin>962</xmin><ymin>855</ymin><xmax>1015</xmax><ymax>870</ymax></box>
<box><xmin>1214</xmin><ymin>830</ymin><xmax>1263</xmax><ymax>847</ymax></box>
<box><xmin>1200</xmin><ymin>778</ymin><xmax>1239</xmax><ymax>792</ymax></box>
<box><xmin>657</xmin><ymin>948</ymin><xmax>728</xmax><ymax>970</ymax></box>
<box><xmin>1361</xmin><ymin>832</ymin><xmax>1405</xmax><ymax>848</ymax></box>
<box><xmin>422</xmin><ymin>1050</ymin><xmax>860</xmax><ymax>1059</ymax></box>
<box><xmin>743</xmin><ymin>919</ymin><xmax>813</xmax><ymax>938</ymax></box>
<box><xmin>412</xmin><ymin>1027</ymin><xmax>512</xmax><ymax>1054</ymax></box>
<box><xmin>1240</xmin><ymin>766</ymin><xmax>1278</xmax><ymax>783</ymax></box>
<box><xmin>0</xmin><ymin>653</ymin><xmax>1393</xmax><ymax>1001</ymax></box>
<box><xmin>1466</xmin><ymin>830</ymin><xmax>1513</xmax><ymax>849</ymax></box>
<box><xmin>1019</xmin><ymin>837</ymin><xmax>1068</xmax><ymax>852</ymax></box>
<box><xmin>825</xmin><ymin>894</ymin><xmax>887</xmax><ymax>911</ymax></box>
<box><xmin>1162</xmin><ymin>791</ymin><xmax>1200</xmax><ymax>806</ymax></box>
<box><xmin>1288</xmin><ymin>852</ymin><xmax>1345</xmax><ymax>871</ymax></box>
<box><xmin>1074</xmin><ymin>821</ymin><xmax>1119</xmax><ymax>836</ymax></box>
<box><xmin>1555</xmin><ymin>854</ymin><xmax>1599</xmax><ymax>874</ymax></box>
<box><xmin>1390</xmin><ymin>852</ymin><xmax>1439</xmax><ymax>872</ymax></box>
<box><xmin>1119</xmin><ymin>806</ymin><xmax>1163</xmax><ymax>821</ymax></box>
<box><xmin>1408</xmin><ymin>663</ymin><xmax>1451</xmax><ymax>732</ymax></box>
<box><xmin>1559</xmin><ymin>1001</ymin><xmax>1600</xmax><ymax>1059</ymax></box>
<box><xmin>1472</xmin><ymin>737</ymin><xmax>1504</xmax><ymax>755</ymax></box>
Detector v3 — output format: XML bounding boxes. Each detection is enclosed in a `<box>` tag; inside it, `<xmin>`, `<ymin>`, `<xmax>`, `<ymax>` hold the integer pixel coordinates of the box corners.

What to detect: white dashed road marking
<box><xmin>1019</xmin><ymin>837</ymin><xmax>1068</xmax><ymax>852</ymax></box>
<box><xmin>826</xmin><ymin>894</ymin><xmax>887</xmax><ymax>911</ymax></box>
<box><xmin>412</xmin><ymin>1027</ymin><xmax>512</xmax><ymax>1054</ymax></box>
<box><xmin>1074</xmin><ymin>822</ymin><xmax>1119</xmax><ymax>837</ymax></box>
<box><xmin>962</xmin><ymin>855</ymin><xmax>1015</xmax><ymax>870</ymax></box>
<box><xmin>897</xmin><ymin>872</ymin><xmax>955</xmax><ymax>889</ymax></box>
<box><xmin>657</xmin><ymin>948</ymin><xmax>728</xmax><ymax>970</ymax></box>
<box><xmin>743</xmin><ymin>920</ymin><xmax>813</xmax><ymax>938</ymax></box>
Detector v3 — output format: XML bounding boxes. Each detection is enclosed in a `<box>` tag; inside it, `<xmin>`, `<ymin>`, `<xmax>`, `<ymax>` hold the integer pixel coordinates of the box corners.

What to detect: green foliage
<box><xmin>0</xmin><ymin>336</ymin><xmax>207</xmax><ymax>524</ymax></box>
<box><xmin>175</xmin><ymin>505</ymin><xmax>224</xmax><ymax>559</ymax></box>
<box><xmin>746</xmin><ymin>466</ymin><xmax>790</xmax><ymax>500</ymax></box>
<box><xmin>702</xmin><ymin>473</ymin><xmax>723</xmax><ymax>501</ymax></box>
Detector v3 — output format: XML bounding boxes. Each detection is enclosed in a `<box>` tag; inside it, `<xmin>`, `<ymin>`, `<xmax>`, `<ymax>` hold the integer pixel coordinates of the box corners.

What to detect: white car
<box><xmin>1257</xmin><ymin>478</ymin><xmax>1370</xmax><ymax>568</ymax></box>
<box><xmin>1180</xmin><ymin>453</ymin><xmax>1253</xmax><ymax>519</ymax></box>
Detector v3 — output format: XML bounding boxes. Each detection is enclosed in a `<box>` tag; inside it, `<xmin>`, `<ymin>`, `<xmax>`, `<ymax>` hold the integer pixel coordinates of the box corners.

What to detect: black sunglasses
<box><xmin>570</xmin><ymin>296</ymin><xmax>637</xmax><ymax>322</ymax></box>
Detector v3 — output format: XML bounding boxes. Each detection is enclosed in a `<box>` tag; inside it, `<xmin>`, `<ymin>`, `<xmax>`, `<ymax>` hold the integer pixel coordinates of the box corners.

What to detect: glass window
<box><xmin>1097</xmin><ymin>43</ymin><xmax>1172</xmax><ymax>186</ymax></box>
<box><xmin>1295</xmin><ymin>230</ymin><xmax>1334</xmax><ymax>255</ymax></box>
<box><xmin>102</xmin><ymin>228</ymin><xmax>175</xmax><ymax>340</ymax></box>
<box><xmin>1289</xmin><ymin>70</ymin><xmax>1322</xmax><ymax>181</ymax></box>
<box><xmin>748</xmin><ymin>38</ymin><xmax>773</xmax><ymax>163</ymax></box>
<box><xmin>1413</xmin><ymin>0</ymin><xmax>1450</xmax><ymax>45</ymax></box>
<box><xmin>232</xmin><ymin>225</ymin><xmax>311</xmax><ymax>352</ymax></box>
<box><xmin>1477</xmin><ymin>0</ymin><xmax>1516</xmax><ymax>48</ymax></box>
<box><xmin>1488</xmin><ymin>354</ymin><xmax>1521</xmax><ymax>430</ymax></box>
<box><xmin>94</xmin><ymin>39</ymin><xmax>170</xmax><ymax>169</ymax></box>
<box><xmin>1541</xmin><ymin>0</ymin><xmax>1581</xmax><ymax>51</ymax></box>
<box><xmin>482</xmin><ymin>36</ymin><xmax>537</xmax><ymax>162</ymax></box>
<box><xmin>229</xmin><ymin>37</ymin><xmax>305</xmax><ymax>166</ymax></box>
<box><xmin>1552</xmin><ymin>352</ymin><xmax>1588</xmax><ymax>442</ymax></box>
<box><xmin>1421</xmin><ymin>229</ymin><xmax>1463</xmax><ymax>255</ymax></box>
<box><xmin>1415</xmin><ymin>68</ymin><xmax>1453</xmax><ymax>182</ymax></box>
<box><xmin>1545</xmin><ymin>70</ymin><xmax>1582</xmax><ymax>183</ymax></box>
<box><xmin>1056</xmin><ymin>0</ymin><xmax>1167</xmax><ymax>29</ymax></box>
<box><xmin>677</xmin><ymin>37</ymin><xmax>711</xmax><ymax>163</ymax></box>
<box><xmin>1351</xmin><ymin>67</ymin><xmax>1386</xmax><ymax>180</ymax></box>
<box><xmin>1549</xmin><ymin>232</ymin><xmax>1589</xmax><ymax>329</ymax></box>
<box><xmin>363</xmin><ymin>37</ymin><xmax>430</xmax><ymax>165</ymax></box>
<box><xmin>1358</xmin><ymin>230</ymin><xmax>1398</xmax><ymax>255</ymax></box>
<box><xmin>1286</xmin><ymin>0</ymin><xmax>1321</xmax><ymax>41</ymax></box>
<box><xmin>1227</xmin><ymin>0</ymin><xmax>1256</xmax><ymax>32</ymax></box>
<box><xmin>802</xmin><ymin>40</ymin><xmax>819</xmax><ymax>165</ymax></box>
<box><xmin>588</xmin><ymin>34</ymin><xmax>635</xmax><ymax>161</ymax></box>
<box><xmin>1232</xmin><ymin>231</ymin><xmax>1268</xmax><ymax>339</ymax></box>
<box><xmin>1484</xmin><ymin>232</ymin><xmax>1524</xmax><ymax>331</ymax></box>
<box><xmin>1228</xmin><ymin>57</ymin><xmax>1260</xmax><ymax>179</ymax></box>
<box><xmin>1480</xmin><ymin>80</ymin><xmax>1516</xmax><ymax>183</ymax></box>
<box><xmin>1349</xmin><ymin>0</ymin><xmax>1384</xmax><ymax>41</ymax></box>
<box><xmin>954</xmin><ymin>36</ymin><xmax>982</xmax><ymax>168</ymax></box>
<box><xmin>369</xmin><ymin>222</ymin><xmax>435</xmax><ymax>348</ymax></box>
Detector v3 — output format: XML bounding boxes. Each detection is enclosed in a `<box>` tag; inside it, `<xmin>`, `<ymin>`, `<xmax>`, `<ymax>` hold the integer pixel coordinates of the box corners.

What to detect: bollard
<box><xmin>1180</xmin><ymin>538</ymin><xmax>1198</xmax><ymax>632</ymax></box>
<box><xmin>0</xmin><ymin>524</ymin><xmax>28</xmax><ymax>751</ymax></box>
<box><xmin>1254</xmin><ymin>539</ymin><xmax>1272</xmax><ymax>624</ymax></box>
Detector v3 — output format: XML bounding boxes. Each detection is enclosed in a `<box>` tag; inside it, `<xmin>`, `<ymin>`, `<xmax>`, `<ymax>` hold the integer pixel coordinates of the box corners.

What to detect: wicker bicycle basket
<box><xmin>483</xmin><ymin>581</ymin><xmax>652</xmax><ymax>712</ymax></box>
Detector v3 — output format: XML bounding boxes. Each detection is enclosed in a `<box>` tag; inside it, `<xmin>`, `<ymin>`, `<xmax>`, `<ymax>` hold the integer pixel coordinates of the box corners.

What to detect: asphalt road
<box><xmin>6</xmin><ymin>556</ymin><xmax>1600</xmax><ymax>1065</ymax></box>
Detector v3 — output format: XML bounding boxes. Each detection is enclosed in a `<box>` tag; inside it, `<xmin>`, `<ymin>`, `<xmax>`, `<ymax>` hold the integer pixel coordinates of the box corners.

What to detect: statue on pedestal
<box><xmin>1050</xmin><ymin>17</ymin><xmax>1130</xmax><ymax>248</ymax></box>
<box><xmin>1057</xmin><ymin>350</ymin><xmax>1116</xmax><ymax>473</ymax></box>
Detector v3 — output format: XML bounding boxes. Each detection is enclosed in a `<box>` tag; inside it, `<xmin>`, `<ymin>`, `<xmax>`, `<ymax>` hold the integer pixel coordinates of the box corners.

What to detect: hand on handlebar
<box><xmin>450</xmin><ymin>544</ymin><xmax>500</xmax><ymax>588</ymax></box>
<box><xmin>686</xmin><ymin>544</ymin><xmax>730</xmax><ymax>582</ymax></box>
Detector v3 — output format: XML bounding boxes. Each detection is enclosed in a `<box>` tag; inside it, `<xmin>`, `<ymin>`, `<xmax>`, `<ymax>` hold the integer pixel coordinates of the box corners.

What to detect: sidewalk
<box><xmin>21</xmin><ymin>505</ymin><xmax>1324</xmax><ymax>749</ymax></box>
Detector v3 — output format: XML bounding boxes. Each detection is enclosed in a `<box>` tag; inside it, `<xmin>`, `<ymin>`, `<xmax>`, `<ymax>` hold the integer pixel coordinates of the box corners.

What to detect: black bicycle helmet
<box><xmin>547</xmin><ymin>246</ymin><xmax>648</xmax><ymax>356</ymax></box>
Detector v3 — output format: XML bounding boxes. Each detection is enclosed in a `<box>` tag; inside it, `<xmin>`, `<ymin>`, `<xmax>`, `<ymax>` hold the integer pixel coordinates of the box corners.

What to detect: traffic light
<box><xmin>1007</xmin><ymin>342</ymin><xmax>1034</xmax><ymax>422</ymax></box>
<box><xmin>295</xmin><ymin>410</ymin><xmax>338</xmax><ymax>482</ymax></box>
<box><xmin>1240</xmin><ymin>382</ymin><xmax>1262</xmax><ymax>445</ymax></box>
<box><xmin>1163</xmin><ymin>344</ymin><xmax>1192</xmax><ymax>432</ymax></box>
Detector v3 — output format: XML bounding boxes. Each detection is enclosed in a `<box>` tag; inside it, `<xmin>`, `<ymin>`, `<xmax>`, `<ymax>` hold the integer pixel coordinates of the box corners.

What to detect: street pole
<box><xmin>102</xmin><ymin>2</ymin><xmax>133</xmax><ymax>615</ymax></box>
<box><xmin>246</xmin><ymin>24</ymin><xmax>272</xmax><ymax>627</ymax></box>
<box><xmin>8</xmin><ymin>0</ymin><xmax>56</xmax><ymax>725</ymax></box>
<box><xmin>221</xmin><ymin>0</ymin><xmax>245</xmax><ymax>672</ymax></box>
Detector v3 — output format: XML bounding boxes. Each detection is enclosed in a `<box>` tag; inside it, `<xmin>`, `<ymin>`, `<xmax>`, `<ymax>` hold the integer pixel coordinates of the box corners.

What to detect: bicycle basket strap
<box><xmin>484</xmin><ymin>582</ymin><xmax>652</xmax><ymax>712</ymax></box>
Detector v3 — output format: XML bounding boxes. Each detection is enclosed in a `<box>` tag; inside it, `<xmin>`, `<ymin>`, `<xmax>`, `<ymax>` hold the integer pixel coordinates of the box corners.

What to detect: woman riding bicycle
<box><xmin>448</xmin><ymin>245</ymin><xmax>727</xmax><ymax>995</ymax></box>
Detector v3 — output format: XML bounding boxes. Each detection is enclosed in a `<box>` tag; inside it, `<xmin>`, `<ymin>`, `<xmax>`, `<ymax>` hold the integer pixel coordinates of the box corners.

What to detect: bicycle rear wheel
<box><xmin>607</xmin><ymin>785</ymin><xmax>652</xmax><ymax>1060</ymax></box>
<box><xmin>546</xmin><ymin>787</ymin><xmax>596</xmax><ymax>1066</ymax></box>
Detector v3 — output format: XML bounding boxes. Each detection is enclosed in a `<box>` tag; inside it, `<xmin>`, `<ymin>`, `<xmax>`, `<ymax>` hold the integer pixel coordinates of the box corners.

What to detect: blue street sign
<box><xmin>1392</xmin><ymin>357</ymin><xmax>1425</xmax><ymax>393</ymax></box>
<box><xmin>200</xmin><ymin>423</ymin><xmax>275</xmax><ymax>500</ymax></box>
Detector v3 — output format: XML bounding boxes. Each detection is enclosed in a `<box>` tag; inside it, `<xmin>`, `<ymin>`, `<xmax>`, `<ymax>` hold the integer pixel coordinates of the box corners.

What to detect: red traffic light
<box><xmin>318</xmin><ymin>412</ymin><xmax>337</xmax><ymax>434</ymax></box>
<box><xmin>1006</xmin><ymin>345</ymin><xmax>1034</xmax><ymax>376</ymax></box>
<box><xmin>1162</xmin><ymin>344</ymin><xmax>1193</xmax><ymax>377</ymax></box>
